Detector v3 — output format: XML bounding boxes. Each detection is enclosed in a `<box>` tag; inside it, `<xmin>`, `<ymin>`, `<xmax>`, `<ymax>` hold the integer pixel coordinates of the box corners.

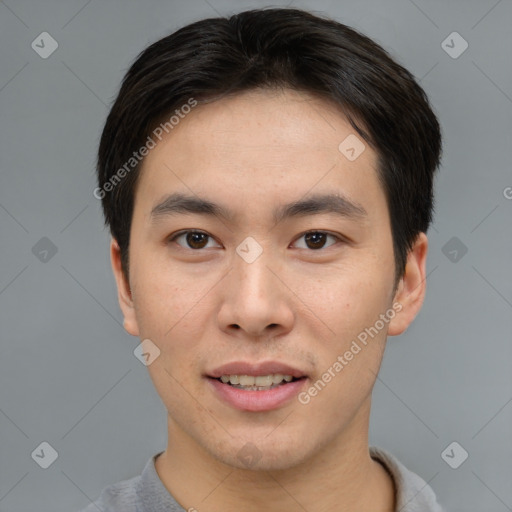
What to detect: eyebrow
<box><xmin>150</xmin><ymin>192</ymin><xmax>368</xmax><ymax>225</ymax></box>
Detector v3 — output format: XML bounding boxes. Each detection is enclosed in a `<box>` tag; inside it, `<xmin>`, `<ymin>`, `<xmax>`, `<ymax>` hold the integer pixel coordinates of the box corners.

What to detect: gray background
<box><xmin>0</xmin><ymin>0</ymin><xmax>511</xmax><ymax>511</ymax></box>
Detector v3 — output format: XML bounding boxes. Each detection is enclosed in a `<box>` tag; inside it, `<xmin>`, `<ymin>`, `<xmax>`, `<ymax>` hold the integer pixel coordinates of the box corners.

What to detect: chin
<box><xmin>209</xmin><ymin>438</ymin><xmax>313</xmax><ymax>472</ymax></box>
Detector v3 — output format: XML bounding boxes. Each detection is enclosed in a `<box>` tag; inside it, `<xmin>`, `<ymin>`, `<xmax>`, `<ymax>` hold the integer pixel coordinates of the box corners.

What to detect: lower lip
<box><xmin>207</xmin><ymin>377</ymin><xmax>307</xmax><ymax>412</ymax></box>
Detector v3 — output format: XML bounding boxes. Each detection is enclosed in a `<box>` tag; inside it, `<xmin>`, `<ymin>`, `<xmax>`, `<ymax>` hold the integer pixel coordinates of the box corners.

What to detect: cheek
<box><xmin>131</xmin><ymin>255</ymin><xmax>209</xmax><ymax>340</ymax></box>
<box><xmin>298</xmin><ymin>260</ymin><xmax>392</xmax><ymax>338</ymax></box>
<box><xmin>134</xmin><ymin>278</ymin><xmax>206</xmax><ymax>414</ymax></box>
<box><xmin>130</xmin><ymin>260</ymin><xmax>216</xmax><ymax>378</ymax></box>
<box><xmin>298</xmin><ymin>278</ymin><xmax>389</xmax><ymax>420</ymax></box>
<box><xmin>294</xmin><ymin>261</ymin><xmax>392</xmax><ymax>404</ymax></box>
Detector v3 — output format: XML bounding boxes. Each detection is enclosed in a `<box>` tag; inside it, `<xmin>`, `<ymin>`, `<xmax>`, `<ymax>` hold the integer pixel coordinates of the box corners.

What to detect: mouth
<box><xmin>205</xmin><ymin>361</ymin><xmax>309</xmax><ymax>411</ymax></box>
<box><xmin>211</xmin><ymin>373</ymin><xmax>305</xmax><ymax>391</ymax></box>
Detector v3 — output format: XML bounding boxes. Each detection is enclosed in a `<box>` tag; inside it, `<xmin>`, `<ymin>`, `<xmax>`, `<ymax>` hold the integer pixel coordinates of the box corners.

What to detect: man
<box><xmin>85</xmin><ymin>7</ymin><xmax>444</xmax><ymax>511</ymax></box>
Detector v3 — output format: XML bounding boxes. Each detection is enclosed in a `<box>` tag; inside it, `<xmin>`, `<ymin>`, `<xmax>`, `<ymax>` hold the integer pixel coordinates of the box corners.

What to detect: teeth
<box><xmin>272</xmin><ymin>373</ymin><xmax>284</xmax><ymax>384</ymax></box>
<box><xmin>219</xmin><ymin>374</ymin><xmax>295</xmax><ymax>387</ymax></box>
<box><xmin>240</xmin><ymin>375</ymin><xmax>257</xmax><ymax>386</ymax></box>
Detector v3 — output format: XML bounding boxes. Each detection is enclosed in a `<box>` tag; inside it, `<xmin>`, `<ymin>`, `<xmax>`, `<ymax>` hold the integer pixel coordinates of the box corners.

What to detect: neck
<box><xmin>155</xmin><ymin>399</ymin><xmax>395</xmax><ymax>512</ymax></box>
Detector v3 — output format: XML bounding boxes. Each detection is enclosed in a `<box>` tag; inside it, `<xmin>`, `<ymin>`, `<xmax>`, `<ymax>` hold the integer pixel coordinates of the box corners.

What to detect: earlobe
<box><xmin>110</xmin><ymin>238</ymin><xmax>140</xmax><ymax>337</ymax></box>
<box><xmin>387</xmin><ymin>232</ymin><xmax>428</xmax><ymax>337</ymax></box>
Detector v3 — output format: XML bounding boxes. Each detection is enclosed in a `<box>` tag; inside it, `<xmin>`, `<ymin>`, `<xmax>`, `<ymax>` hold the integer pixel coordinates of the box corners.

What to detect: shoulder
<box><xmin>78</xmin><ymin>474</ymin><xmax>141</xmax><ymax>512</ymax></box>
<box><xmin>370</xmin><ymin>446</ymin><xmax>445</xmax><ymax>512</ymax></box>
<box><xmin>77</xmin><ymin>456</ymin><xmax>152</xmax><ymax>512</ymax></box>
<box><xmin>77</xmin><ymin>451</ymin><xmax>183</xmax><ymax>512</ymax></box>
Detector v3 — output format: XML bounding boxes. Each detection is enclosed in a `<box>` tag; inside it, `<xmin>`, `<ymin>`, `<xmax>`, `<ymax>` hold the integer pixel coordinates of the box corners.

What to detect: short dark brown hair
<box><xmin>96</xmin><ymin>7</ymin><xmax>442</xmax><ymax>287</ymax></box>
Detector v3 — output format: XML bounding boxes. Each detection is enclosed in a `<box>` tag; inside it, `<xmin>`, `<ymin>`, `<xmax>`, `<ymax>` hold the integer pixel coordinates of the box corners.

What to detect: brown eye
<box><xmin>185</xmin><ymin>232</ymin><xmax>209</xmax><ymax>249</ymax></box>
<box><xmin>294</xmin><ymin>231</ymin><xmax>340</xmax><ymax>250</ymax></box>
<box><xmin>170</xmin><ymin>230</ymin><xmax>220</xmax><ymax>250</ymax></box>
<box><xmin>305</xmin><ymin>232</ymin><xmax>327</xmax><ymax>249</ymax></box>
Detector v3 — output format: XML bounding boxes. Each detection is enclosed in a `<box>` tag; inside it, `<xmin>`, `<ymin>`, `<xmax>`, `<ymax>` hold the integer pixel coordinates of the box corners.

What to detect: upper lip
<box><xmin>207</xmin><ymin>361</ymin><xmax>307</xmax><ymax>379</ymax></box>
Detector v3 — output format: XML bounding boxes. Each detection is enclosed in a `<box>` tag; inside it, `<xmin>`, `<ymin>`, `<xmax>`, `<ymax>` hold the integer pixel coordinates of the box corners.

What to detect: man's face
<box><xmin>112</xmin><ymin>89</ymin><xmax>423</xmax><ymax>471</ymax></box>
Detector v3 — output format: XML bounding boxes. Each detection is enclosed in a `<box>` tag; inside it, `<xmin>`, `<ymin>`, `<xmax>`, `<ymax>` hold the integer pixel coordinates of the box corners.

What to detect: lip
<box><xmin>207</xmin><ymin>376</ymin><xmax>308</xmax><ymax>412</ymax></box>
<box><xmin>207</xmin><ymin>361</ymin><xmax>307</xmax><ymax>379</ymax></box>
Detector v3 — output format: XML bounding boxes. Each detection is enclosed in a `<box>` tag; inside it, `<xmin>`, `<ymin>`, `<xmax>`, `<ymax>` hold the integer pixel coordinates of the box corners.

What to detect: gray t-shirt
<box><xmin>79</xmin><ymin>446</ymin><xmax>444</xmax><ymax>511</ymax></box>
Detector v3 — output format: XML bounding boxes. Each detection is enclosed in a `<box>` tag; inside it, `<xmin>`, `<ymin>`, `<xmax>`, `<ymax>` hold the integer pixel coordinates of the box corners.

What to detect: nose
<box><xmin>217</xmin><ymin>248</ymin><xmax>294</xmax><ymax>340</ymax></box>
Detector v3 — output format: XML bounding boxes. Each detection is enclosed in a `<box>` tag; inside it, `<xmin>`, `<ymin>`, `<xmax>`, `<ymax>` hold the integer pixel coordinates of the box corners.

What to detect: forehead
<box><xmin>134</xmin><ymin>89</ymin><xmax>385</xmax><ymax>223</ymax></box>
<box><xmin>149</xmin><ymin>89</ymin><xmax>369</xmax><ymax>158</ymax></box>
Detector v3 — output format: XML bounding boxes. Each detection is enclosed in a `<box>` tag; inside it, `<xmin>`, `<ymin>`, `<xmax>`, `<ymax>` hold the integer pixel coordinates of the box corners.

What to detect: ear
<box><xmin>387</xmin><ymin>232</ymin><xmax>428</xmax><ymax>336</ymax></box>
<box><xmin>110</xmin><ymin>237</ymin><xmax>140</xmax><ymax>337</ymax></box>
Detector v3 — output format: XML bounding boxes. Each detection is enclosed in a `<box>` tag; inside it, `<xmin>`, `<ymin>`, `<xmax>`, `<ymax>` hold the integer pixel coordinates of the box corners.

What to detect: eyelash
<box><xmin>167</xmin><ymin>229</ymin><xmax>345</xmax><ymax>251</ymax></box>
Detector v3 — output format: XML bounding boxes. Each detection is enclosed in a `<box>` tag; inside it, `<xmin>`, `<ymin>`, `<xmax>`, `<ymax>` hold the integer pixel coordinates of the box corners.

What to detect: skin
<box><xmin>110</xmin><ymin>88</ymin><xmax>428</xmax><ymax>512</ymax></box>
